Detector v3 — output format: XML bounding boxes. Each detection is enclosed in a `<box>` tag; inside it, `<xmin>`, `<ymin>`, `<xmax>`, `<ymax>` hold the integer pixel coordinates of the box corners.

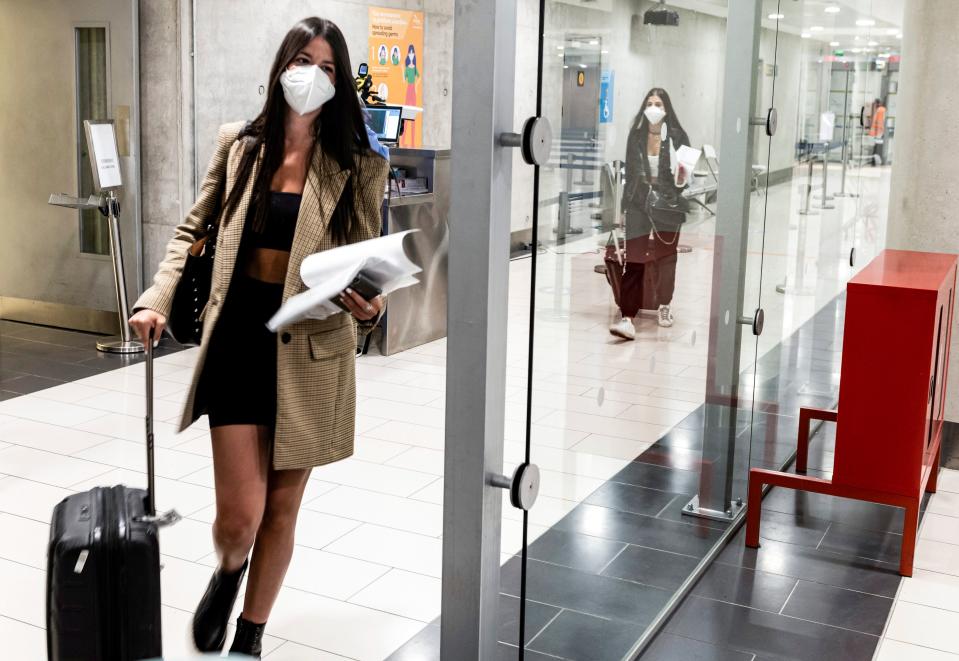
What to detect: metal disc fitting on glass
<box><xmin>738</xmin><ymin>308</ymin><xmax>765</xmax><ymax>336</ymax></box>
<box><xmin>499</xmin><ymin>116</ymin><xmax>553</xmax><ymax>166</ymax></box>
<box><xmin>750</xmin><ymin>107</ymin><xmax>778</xmax><ymax>137</ymax></box>
<box><xmin>491</xmin><ymin>462</ymin><xmax>540</xmax><ymax>511</ymax></box>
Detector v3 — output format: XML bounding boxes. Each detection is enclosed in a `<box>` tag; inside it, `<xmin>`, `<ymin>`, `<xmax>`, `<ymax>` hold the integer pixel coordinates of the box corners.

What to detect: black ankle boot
<box><xmin>191</xmin><ymin>559</ymin><xmax>248</xmax><ymax>652</ymax></box>
<box><xmin>229</xmin><ymin>615</ymin><xmax>266</xmax><ymax>659</ymax></box>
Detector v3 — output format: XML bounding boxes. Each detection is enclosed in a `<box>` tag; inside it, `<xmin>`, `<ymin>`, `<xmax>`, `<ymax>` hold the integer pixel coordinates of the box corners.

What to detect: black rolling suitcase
<box><xmin>47</xmin><ymin>333</ymin><xmax>180</xmax><ymax>660</ymax></box>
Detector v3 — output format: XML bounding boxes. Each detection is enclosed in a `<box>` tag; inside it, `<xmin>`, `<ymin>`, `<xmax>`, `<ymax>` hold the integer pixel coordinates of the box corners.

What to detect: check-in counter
<box><xmin>379</xmin><ymin>147</ymin><xmax>450</xmax><ymax>356</ymax></box>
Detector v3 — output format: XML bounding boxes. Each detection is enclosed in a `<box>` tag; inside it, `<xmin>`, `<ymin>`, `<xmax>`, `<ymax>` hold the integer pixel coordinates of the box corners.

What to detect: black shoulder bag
<box><xmin>166</xmin><ymin>159</ymin><xmax>229</xmax><ymax>345</ymax></box>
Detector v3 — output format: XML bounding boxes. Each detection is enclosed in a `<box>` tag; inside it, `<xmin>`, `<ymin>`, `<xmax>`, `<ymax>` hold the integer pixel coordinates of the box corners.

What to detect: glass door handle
<box><xmin>499</xmin><ymin>116</ymin><xmax>553</xmax><ymax>166</ymax></box>
<box><xmin>738</xmin><ymin>308</ymin><xmax>765</xmax><ymax>336</ymax></box>
<box><xmin>750</xmin><ymin>107</ymin><xmax>777</xmax><ymax>137</ymax></box>
<box><xmin>491</xmin><ymin>462</ymin><xmax>541</xmax><ymax>510</ymax></box>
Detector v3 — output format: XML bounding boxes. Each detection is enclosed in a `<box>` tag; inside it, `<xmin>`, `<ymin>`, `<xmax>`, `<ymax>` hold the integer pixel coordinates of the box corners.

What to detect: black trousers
<box><xmin>621</xmin><ymin>209</ymin><xmax>682</xmax><ymax>314</ymax></box>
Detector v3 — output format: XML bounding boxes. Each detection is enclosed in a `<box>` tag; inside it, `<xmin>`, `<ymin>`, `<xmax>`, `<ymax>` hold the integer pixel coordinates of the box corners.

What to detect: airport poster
<box><xmin>368</xmin><ymin>7</ymin><xmax>424</xmax><ymax>147</ymax></box>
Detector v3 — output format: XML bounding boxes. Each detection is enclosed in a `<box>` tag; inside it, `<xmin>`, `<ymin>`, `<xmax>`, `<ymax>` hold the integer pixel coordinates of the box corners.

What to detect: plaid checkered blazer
<box><xmin>134</xmin><ymin>122</ymin><xmax>390</xmax><ymax>469</ymax></box>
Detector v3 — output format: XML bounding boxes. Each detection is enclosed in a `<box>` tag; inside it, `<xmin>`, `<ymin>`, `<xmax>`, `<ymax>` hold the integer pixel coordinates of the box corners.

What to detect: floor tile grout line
<box><xmin>815</xmin><ymin>521</ymin><xmax>833</xmax><ymax>550</ymax></box>
<box><xmin>524</xmin><ymin>607</ymin><xmax>566</xmax><ymax>649</ymax></box>
<box><xmin>0</xmin><ymin>613</ymin><xmax>46</xmax><ymax>632</ymax></box>
<box><xmin>0</xmin><ymin>554</ymin><xmax>46</xmax><ymax>573</ymax></box>
<box><xmin>0</xmin><ymin>458</ymin><xmax>121</xmax><ymax>495</ymax></box>
<box><xmin>895</xmin><ymin>596</ymin><xmax>959</xmax><ymax>617</ymax></box>
<box><xmin>652</xmin><ymin>494</ymin><xmax>682</xmax><ymax>519</ymax></box>
<box><xmin>777</xmin><ymin>578</ymin><xmax>801</xmax><ymax>615</ymax></box>
<box><xmin>497</xmin><ymin>640</ymin><xmax>568</xmax><ymax>659</ymax></box>
<box><xmin>883</xmin><ymin>635</ymin><xmax>959</xmax><ymax>659</ymax></box>
<box><xmin>595</xmin><ymin>543</ymin><xmax>630</xmax><ymax>576</ymax></box>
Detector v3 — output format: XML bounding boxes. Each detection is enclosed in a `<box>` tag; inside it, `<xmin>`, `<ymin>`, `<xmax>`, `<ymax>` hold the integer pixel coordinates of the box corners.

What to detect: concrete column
<box><xmin>138</xmin><ymin>0</ymin><xmax>194</xmax><ymax>289</ymax></box>
<box><xmin>886</xmin><ymin>0</ymin><xmax>959</xmax><ymax>421</ymax></box>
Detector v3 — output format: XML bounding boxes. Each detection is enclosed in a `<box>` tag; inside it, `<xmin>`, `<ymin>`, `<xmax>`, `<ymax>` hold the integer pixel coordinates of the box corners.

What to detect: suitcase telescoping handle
<box><xmin>138</xmin><ymin>329</ymin><xmax>181</xmax><ymax>528</ymax></box>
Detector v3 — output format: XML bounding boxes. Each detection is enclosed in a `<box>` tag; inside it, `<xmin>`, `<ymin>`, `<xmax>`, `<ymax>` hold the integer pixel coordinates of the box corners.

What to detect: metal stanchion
<box><xmin>48</xmin><ymin>120</ymin><xmax>143</xmax><ymax>354</ymax></box>
<box><xmin>798</xmin><ymin>154</ymin><xmax>818</xmax><ymax>216</ymax></box>
<box><xmin>835</xmin><ymin>71</ymin><xmax>859</xmax><ymax>199</ymax></box>
<box><xmin>818</xmin><ymin>152</ymin><xmax>835</xmax><ymax>210</ymax></box>
<box><xmin>97</xmin><ymin>191</ymin><xmax>141</xmax><ymax>353</ymax></box>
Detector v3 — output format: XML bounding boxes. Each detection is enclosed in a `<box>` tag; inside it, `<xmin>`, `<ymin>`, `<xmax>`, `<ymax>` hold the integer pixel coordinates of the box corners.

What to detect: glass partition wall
<box><xmin>436</xmin><ymin>0</ymin><xmax>903</xmax><ymax>658</ymax></box>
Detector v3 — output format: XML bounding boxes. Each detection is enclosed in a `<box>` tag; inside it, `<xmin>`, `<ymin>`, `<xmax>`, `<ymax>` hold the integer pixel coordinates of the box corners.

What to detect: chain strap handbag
<box><xmin>165</xmin><ymin>144</ymin><xmax>235</xmax><ymax>345</ymax></box>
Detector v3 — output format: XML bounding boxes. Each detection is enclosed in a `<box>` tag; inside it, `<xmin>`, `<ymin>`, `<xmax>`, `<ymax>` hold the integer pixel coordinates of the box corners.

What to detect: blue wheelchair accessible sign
<box><xmin>599</xmin><ymin>70</ymin><xmax>614</xmax><ymax>124</ymax></box>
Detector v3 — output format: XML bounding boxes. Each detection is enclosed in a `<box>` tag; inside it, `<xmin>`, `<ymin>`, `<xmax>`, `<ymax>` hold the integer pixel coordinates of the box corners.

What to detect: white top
<box><xmin>647</xmin><ymin>152</ymin><xmax>660</xmax><ymax>176</ymax></box>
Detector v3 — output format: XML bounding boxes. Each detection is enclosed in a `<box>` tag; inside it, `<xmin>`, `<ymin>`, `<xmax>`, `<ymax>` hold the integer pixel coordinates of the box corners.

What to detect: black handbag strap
<box><xmin>204</xmin><ymin>122</ymin><xmax>249</xmax><ymax>247</ymax></box>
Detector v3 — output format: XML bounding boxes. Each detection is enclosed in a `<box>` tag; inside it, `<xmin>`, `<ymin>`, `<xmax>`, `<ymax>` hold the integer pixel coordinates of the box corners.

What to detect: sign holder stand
<box><xmin>49</xmin><ymin>120</ymin><xmax>143</xmax><ymax>354</ymax></box>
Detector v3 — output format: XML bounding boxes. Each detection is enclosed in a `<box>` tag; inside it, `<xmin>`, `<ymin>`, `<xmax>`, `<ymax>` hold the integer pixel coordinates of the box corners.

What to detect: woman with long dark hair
<box><xmin>611</xmin><ymin>87</ymin><xmax>691</xmax><ymax>340</ymax></box>
<box><xmin>128</xmin><ymin>17</ymin><xmax>389</xmax><ymax>657</ymax></box>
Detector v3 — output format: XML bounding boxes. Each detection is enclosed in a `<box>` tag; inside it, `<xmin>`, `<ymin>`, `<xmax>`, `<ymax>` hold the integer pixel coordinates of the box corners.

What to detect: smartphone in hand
<box><xmin>332</xmin><ymin>271</ymin><xmax>382</xmax><ymax>313</ymax></box>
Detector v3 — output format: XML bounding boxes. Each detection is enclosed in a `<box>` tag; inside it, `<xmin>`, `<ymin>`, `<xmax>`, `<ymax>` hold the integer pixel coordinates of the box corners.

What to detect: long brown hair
<box><xmin>222</xmin><ymin>17</ymin><xmax>373</xmax><ymax>243</ymax></box>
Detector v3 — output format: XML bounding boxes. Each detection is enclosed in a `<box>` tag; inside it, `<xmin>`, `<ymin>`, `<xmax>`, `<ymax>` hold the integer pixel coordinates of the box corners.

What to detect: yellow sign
<box><xmin>577</xmin><ymin>71</ymin><xmax>585</xmax><ymax>87</ymax></box>
<box><xmin>369</xmin><ymin>8</ymin><xmax>424</xmax><ymax>147</ymax></box>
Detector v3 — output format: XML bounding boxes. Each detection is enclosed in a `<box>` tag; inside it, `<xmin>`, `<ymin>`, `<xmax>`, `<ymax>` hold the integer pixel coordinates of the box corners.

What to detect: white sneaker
<box><xmin>658</xmin><ymin>304</ymin><xmax>674</xmax><ymax>328</ymax></box>
<box><xmin>609</xmin><ymin>317</ymin><xmax>636</xmax><ymax>341</ymax></box>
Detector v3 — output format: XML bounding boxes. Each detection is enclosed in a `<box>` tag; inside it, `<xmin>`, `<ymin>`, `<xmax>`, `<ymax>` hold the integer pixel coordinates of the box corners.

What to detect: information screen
<box><xmin>367</xmin><ymin>106</ymin><xmax>403</xmax><ymax>144</ymax></box>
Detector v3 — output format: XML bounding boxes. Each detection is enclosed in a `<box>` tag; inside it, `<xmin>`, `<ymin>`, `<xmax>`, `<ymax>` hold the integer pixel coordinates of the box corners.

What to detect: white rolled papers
<box><xmin>266</xmin><ymin>229</ymin><xmax>421</xmax><ymax>331</ymax></box>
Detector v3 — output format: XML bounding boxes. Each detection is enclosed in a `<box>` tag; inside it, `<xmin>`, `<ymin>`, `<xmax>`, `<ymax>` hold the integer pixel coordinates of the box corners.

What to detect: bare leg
<box><xmin>210</xmin><ymin>424</ymin><xmax>271</xmax><ymax>571</ymax></box>
<box><xmin>240</xmin><ymin>462</ymin><xmax>312</xmax><ymax>623</ymax></box>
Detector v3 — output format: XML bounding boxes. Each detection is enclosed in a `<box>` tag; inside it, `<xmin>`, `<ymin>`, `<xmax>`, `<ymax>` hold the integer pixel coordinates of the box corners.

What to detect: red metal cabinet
<box><xmin>746</xmin><ymin>249</ymin><xmax>957</xmax><ymax>576</ymax></box>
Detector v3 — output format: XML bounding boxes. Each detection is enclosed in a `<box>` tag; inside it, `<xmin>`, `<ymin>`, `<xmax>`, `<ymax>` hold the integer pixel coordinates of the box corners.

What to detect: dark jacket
<box><xmin>623</xmin><ymin>120</ymin><xmax>690</xmax><ymax>235</ymax></box>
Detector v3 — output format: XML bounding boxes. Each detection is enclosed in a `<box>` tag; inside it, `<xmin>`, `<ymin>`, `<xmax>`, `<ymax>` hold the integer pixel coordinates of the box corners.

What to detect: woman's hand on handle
<box><xmin>129</xmin><ymin>309</ymin><xmax>167</xmax><ymax>346</ymax></box>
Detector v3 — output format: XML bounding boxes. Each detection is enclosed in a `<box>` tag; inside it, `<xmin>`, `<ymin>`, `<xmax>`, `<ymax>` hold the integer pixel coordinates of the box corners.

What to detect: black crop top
<box><xmin>242</xmin><ymin>192</ymin><xmax>302</xmax><ymax>252</ymax></box>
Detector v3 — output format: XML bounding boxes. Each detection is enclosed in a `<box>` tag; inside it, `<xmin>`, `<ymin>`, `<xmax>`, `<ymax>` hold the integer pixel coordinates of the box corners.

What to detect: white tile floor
<box><xmin>0</xmin><ymin>165</ymin><xmax>900</xmax><ymax>660</ymax></box>
<box><xmin>875</xmin><ymin>469</ymin><xmax>959</xmax><ymax>661</ymax></box>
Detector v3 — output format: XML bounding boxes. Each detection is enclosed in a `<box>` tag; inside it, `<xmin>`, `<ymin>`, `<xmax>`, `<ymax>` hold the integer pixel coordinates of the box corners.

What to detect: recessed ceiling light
<box><xmin>850</xmin><ymin>47</ymin><xmax>863</xmax><ymax>53</ymax></box>
<box><xmin>557</xmin><ymin>46</ymin><xmax>564</xmax><ymax>50</ymax></box>
<box><xmin>830</xmin><ymin>41</ymin><xmax>840</xmax><ymax>47</ymax></box>
<box><xmin>801</xmin><ymin>32</ymin><xmax>811</xmax><ymax>39</ymax></box>
<box><xmin>864</xmin><ymin>48</ymin><xmax>876</xmax><ymax>53</ymax></box>
<box><xmin>824</xmin><ymin>5</ymin><xmax>841</xmax><ymax>13</ymax></box>
<box><xmin>886</xmin><ymin>28</ymin><xmax>899</xmax><ymax>35</ymax></box>
<box><xmin>811</xmin><ymin>26</ymin><xmax>825</xmax><ymax>32</ymax></box>
<box><xmin>896</xmin><ymin>33</ymin><xmax>903</xmax><ymax>39</ymax></box>
<box><xmin>868</xmin><ymin>40</ymin><xmax>878</xmax><ymax>46</ymax></box>
<box><xmin>579</xmin><ymin>64</ymin><xmax>588</xmax><ymax>68</ymax></box>
<box><xmin>856</xmin><ymin>19</ymin><xmax>876</xmax><ymax>27</ymax></box>
<box><xmin>768</xmin><ymin>13</ymin><xmax>785</xmax><ymax>20</ymax></box>
<box><xmin>855</xmin><ymin>35</ymin><xmax>862</xmax><ymax>41</ymax></box>
<box><xmin>563</xmin><ymin>65</ymin><xmax>569</xmax><ymax>69</ymax></box>
<box><xmin>588</xmin><ymin>39</ymin><xmax>599</xmax><ymax>45</ymax></box>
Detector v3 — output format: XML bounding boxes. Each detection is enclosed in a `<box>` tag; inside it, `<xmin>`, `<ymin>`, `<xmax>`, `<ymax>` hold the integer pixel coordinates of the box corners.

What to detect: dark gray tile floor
<box><xmin>0</xmin><ymin>319</ymin><xmax>182</xmax><ymax>398</ymax></box>
<box><xmin>388</xmin><ymin>296</ymin><xmax>921</xmax><ymax>660</ymax></box>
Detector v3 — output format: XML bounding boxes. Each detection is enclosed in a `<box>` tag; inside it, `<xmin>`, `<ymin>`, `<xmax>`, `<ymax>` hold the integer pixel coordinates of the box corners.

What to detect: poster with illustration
<box><xmin>368</xmin><ymin>7</ymin><xmax>424</xmax><ymax>147</ymax></box>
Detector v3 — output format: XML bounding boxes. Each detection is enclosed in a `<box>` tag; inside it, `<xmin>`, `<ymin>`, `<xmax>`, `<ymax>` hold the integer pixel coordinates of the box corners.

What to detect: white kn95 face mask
<box><xmin>280</xmin><ymin>65</ymin><xmax>335</xmax><ymax>116</ymax></box>
<box><xmin>644</xmin><ymin>105</ymin><xmax>667</xmax><ymax>125</ymax></box>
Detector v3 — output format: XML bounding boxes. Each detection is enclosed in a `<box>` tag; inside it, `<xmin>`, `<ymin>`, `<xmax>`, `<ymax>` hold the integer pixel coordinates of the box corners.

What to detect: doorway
<box><xmin>0</xmin><ymin>0</ymin><xmax>140</xmax><ymax>333</ymax></box>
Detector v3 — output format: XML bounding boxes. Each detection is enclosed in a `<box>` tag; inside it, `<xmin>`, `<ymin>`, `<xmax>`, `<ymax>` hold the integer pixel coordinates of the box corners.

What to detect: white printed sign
<box><xmin>86</xmin><ymin>121</ymin><xmax>122</xmax><ymax>190</ymax></box>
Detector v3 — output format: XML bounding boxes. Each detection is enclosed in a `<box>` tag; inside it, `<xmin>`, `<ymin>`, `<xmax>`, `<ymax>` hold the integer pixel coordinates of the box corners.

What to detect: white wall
<box><xmin>191</xmin><ymin>0</ymin><xmax>453</xmax><ymax>180</ymax></box>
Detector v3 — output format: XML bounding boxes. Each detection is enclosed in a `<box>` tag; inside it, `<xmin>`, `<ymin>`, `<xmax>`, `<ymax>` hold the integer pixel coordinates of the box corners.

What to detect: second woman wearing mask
<box><xmin>611</xmin><ymin>87</ymin><xmax>690</xmax><ymax>340</ymax></box>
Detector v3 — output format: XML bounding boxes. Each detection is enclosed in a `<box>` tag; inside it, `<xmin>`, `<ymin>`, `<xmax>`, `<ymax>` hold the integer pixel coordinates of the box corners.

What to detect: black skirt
<box><xmin>198</xmin><ymin>273</ymin><xmax>283</xmax><ymax>428</ymax></box>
